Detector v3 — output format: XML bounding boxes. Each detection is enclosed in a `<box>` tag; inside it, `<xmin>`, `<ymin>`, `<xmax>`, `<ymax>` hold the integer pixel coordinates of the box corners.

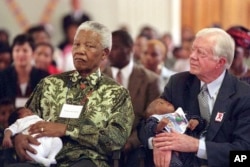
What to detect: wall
<box><xmin>181</xmin><ymin>0</ymin><xmax>250</xmax><ymax>33</ymax></box>
<box><xmin>0</xmin><ymin>0</ymin><xmax>181</xmax><ymax>46</ymax></box>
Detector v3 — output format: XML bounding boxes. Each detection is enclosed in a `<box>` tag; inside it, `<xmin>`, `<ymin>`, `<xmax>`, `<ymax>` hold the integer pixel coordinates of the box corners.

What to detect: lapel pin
<box><xmin>215</xmin><ymin>112</ymin><xmax>224</xmax><ymax>122</ymax></box>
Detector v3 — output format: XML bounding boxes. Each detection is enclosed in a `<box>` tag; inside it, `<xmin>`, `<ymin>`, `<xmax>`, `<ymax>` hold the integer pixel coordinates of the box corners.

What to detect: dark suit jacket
<box><xmin>161</xmin><ymin>71</ymin><xmax>250</xmax><ymax>167</ymax></box>
<box><xmin>0</xmin><ymin>66</ymin><xmax>49</xmax><ymax>102</ymax></box>
<box><xmin>103</xmin><ymin>64</ymin><xmax>161</xmax><ymax>149</ymax></box>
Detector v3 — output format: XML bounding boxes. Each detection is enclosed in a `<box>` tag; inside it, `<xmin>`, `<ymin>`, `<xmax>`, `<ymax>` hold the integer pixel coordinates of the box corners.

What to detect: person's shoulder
<box><xmin>31</xmin><ymin>67</ymin><xmax>50</xmax><ymax>77</ymax></box>
<box><xmin>170</xmin><ymin>71</ymin><xmax>195</xmax><ymax>81</ymax></box>
<box><xmin>101</xmin><ymin>73</ymin><xmax>123</xmax><ymax>88</ymax></box>
<box><xmin>133</xmin><ymin>64</ymin><xmax>159</xmax><ymax>80</ymax></box>
<box><xmin>0</xmin><ymin>66</ymin><xmax>14</xmax><ymax>75</ymax></box>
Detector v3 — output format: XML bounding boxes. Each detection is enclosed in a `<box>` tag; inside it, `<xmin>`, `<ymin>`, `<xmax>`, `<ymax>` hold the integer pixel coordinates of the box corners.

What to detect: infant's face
<box><xmin>154</xmin><ymin>99</ymin><xmax>175</xmax><ymax>114</ymax></box>
<box><xmin>18</xmin><ymin>108</ymin><xmax>33</xmax><ymax>118</ymax></box>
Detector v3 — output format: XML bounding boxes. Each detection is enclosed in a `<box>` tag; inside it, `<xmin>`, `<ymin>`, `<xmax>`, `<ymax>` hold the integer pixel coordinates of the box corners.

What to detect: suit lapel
<box><xmin>185</xmin><ymin>75</ymin><xmax>201</xmax><ymax>116</ymax></box>
<box><xmin>206</xmin><ymin>72</ymin><xmax>236</xmax><ymax>140</ymax></box>
<box><xmin>128</xmin><ymin>65</ymin><xmax>144</xmax><ymax>99</ymax></box>
<box><xmin>103</xmin><ymin>65</ymin><xmax>143</xmax><ymax>99</ymax></box>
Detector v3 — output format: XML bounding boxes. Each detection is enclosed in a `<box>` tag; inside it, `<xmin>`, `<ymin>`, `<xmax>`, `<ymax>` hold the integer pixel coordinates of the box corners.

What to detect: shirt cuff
<box><xmin>148</xmin><ymin>137</ymin><xmax>154</xmax><ymax>149</ymax></box>
<box><xmin>197</xmin><ymin>137</ymin><xmax>207</xmax><ymax>159</ymax></box>
<box><xmin>65</xmin><ymin>124</ymin><xmax>78</xmax><ymax>138</ymax></box>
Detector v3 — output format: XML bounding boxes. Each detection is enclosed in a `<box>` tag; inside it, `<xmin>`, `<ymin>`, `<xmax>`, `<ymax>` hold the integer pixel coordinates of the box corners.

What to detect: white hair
<box><xmin>196</xmin><ymin>28</ymin><xmax>235</xmax><ymax>69</ymax></box>
<box><xmin>74</xmin><ymin>21</ymin><xmax>112</xmax><ymax>50</ymax></box>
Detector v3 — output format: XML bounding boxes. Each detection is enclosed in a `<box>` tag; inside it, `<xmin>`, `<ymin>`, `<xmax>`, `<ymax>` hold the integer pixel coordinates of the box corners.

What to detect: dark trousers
<box><xmin>5</xmin><ymin>159</ymin><xmax>97</xmax><ymax>167</ymax></box>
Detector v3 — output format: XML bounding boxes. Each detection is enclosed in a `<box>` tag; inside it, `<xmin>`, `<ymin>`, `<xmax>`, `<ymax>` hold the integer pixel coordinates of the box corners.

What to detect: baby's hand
<box><xmin>156</xmin><ymin>118</ymin><xmax>169</xmax><ymax>133</ymax></box>
<box><xmin>188</xmin><ymin>119</ymin><xmax>199</xmax><ymax>131</ymax></box>
<box><xmin>2</xmin><ymin>137</ymin><xmax>13</xmax><ymax>148</ymax></box>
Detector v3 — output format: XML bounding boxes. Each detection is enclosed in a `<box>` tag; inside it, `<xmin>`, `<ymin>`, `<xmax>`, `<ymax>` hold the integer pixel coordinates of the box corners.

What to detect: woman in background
<box><xmin>0</xmin><ymin>34</ymin><xmax>49</xmax><ymax>107</ymax></box>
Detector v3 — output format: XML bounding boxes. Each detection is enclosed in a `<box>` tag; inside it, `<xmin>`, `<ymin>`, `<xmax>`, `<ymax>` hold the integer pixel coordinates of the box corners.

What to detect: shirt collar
<box><xmin>70</xmin><ymin>68</ymin><xmax>101</xmax><ymax>88</ymax></box>
<box><xmin>111</xmin><ymin>59</ymin><xmax>134</xmax><ymax>78</ymax></box>
<box><xmin>201</xmin><ymin>70</ymin><xmax>226</xmax><ymax>98</ymax></box>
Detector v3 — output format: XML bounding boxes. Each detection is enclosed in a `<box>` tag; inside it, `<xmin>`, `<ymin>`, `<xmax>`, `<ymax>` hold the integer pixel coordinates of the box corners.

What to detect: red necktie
<box><xmin>116</xmin><ymin>70</ymin><xmax>123</xmax><ymax>85</ymax></box>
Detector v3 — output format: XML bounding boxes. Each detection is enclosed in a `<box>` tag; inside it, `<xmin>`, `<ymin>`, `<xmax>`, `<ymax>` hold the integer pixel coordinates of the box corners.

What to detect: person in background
<box><xmin>58</xmin><ymin>21</ymin><xmax>78</xmax><ymax>72</ymax></box>
<box><xmin>7</xmin><ymin>21</ymin><xmax>134</xmax><ymax>167</ymax></box>
<box><xmin>0</xmin><ymin>29</ymin><xmax>10</xmax><ymax>44</ymax></box>
<box><xmin>0</xmin><ymin>34</ymin><xmax>49</xmax><ymax>108</ymax></box>
<box><xmin>62</xmin><ymin>0</ymin><xmax>91</xmax><ymax>36</ymax></box>
<box><xmin>141</xmin><ymin>27</ymin><xmax>250</xmax><ymax>167</ymax></box>
<box><xmin>160</xmin><ymin>33</ymin><xmax>176</xmax><ymax>69</ymax></box>
<box><xmin>0</xmin><ymin>42</ymin><xmax>12</xmax><ymax>71</ymax></box>
<box><xmin>0</xmin><ymin>98</ymin><xmax>15</xmax><ymax>130</ymax></box>
<box><xmin>33</xmin><ymin>42</ymin><xmax>61</xmax><ymax>75</ymax></box>
<box><xmin>227</xmin><ymin>25</ymin><xmax>250</xmax><ymax>84</ymax></box>
<box><xmin>59</xmin><ymin>0</ymin><xmax>91</xmax><ymax>53</ymax></box>
<box><xmin>133</xmin><ymin>34</ymin><xmax>148</xmax><ymax>64</ymax></box>
<box><xmin>26</xmin><ymin>25</ymin><xmax>64</xmax><ymax>72</ymax></box>
<box><xmin>141</xmin><ymin>39</ymin><xmax>176</xmax><ymax>92</ymax></box>
<box><xmin>103</xmin><ymin>30</ymin><xmax>160</xmax><ymax>167</ymax></box>
<box><xmin>172</xmin><ymin>46</ymin><xmax>191</xmax><ymax>72</ymax></box>
<box><xmin>139</xmin><ymin>25</ymin><xmax>159</xmax><ymax>40</ymax></box>
<box><xmin>0</xmin><ymin>98</ymin><xmax>16</xmax><ymax>166</ymax></box>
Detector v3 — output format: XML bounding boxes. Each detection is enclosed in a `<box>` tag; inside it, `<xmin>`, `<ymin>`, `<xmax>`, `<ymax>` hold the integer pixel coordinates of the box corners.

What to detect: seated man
<box><xmin>6</xmin><ymin>21</ymin><xmax>134</xmax><ymax>167</ymax></box>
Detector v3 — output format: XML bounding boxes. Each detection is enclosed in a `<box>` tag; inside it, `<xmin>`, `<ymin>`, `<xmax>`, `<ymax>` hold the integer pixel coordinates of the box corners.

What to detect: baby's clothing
<box><xmin>6</xmin><ymin>115</ymin><xmax>62</xmax><ymax>167</ymax></box>
<box><xmin>144</xmin><ymin>108</ymin><xmax>206</xmax><ymax>167</ymax></box>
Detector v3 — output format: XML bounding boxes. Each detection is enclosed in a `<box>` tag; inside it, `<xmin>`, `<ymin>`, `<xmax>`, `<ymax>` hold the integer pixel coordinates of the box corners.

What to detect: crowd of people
<box><xmin>1</xmin><ymin>1</ymin><xmax>250</xmax><ymax>167</ymax></box>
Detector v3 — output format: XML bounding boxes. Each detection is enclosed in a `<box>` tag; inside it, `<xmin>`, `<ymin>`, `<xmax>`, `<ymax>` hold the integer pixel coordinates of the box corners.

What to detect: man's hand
<box><xmin>153</xmin><ymin>130</ymin><xmax>199</xmax><ymax>153</ymax></box>
<box><xmin>29</xmin><ymin>121</ymin><xmax>67</xmax><ymax>138</ymax></box>
<box><xmin>14</xmin><ymin>134</ymin><xmax>40</xmax><ymax>161</ymax></box>
<box><xmin>153</xmin><ymin>146</ymin><xmax>171</xmax><ymax>167</ymax></box>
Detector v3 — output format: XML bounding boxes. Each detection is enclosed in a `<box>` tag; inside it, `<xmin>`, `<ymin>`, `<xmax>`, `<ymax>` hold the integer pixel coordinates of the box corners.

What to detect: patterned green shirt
<box><xmin>26</xmin><ymin>69</ymin><xmax>134</xmax><ymax>167</ymax></box>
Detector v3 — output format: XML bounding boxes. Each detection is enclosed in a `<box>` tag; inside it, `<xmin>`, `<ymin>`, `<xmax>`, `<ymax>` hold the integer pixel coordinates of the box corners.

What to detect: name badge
<box><xmin>15</xmin><ymin>97</ymin><xmax>29</xmax><ymax>108</ymax></box>
<box><xmin>59</xmin><ymin>104</ymin><xmax>83</xmax><ymax>118</ymax></box>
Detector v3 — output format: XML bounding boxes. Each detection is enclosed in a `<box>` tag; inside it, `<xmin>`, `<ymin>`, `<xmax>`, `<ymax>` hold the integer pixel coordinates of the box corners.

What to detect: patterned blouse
<box><xmin>26</xmin><ymin>69</ymin><xmax>134</xmax><ymax>167</ymax></box>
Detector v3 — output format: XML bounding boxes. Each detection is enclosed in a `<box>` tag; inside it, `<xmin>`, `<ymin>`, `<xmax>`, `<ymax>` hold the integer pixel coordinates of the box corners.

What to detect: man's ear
<box><xmin>101</xmin><ymin>48</ymin><xmax>110</xmax><ymax>60</ymax></box>
<box><xmin>216</xmin><ymin>56</ymin><xmax>226</xmax><ymax>68</ymax></box>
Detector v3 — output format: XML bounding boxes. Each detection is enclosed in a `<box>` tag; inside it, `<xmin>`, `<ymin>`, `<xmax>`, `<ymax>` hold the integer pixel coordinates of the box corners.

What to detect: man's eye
<box><xmin>73</xmin><ymin>43</ymin><xmax>80</xmax><ymax>46</ymax></box>
<box><xmin>87</xmin><ymin>44</ymin><xmax>95</xmax><ymax>48</ymax></box>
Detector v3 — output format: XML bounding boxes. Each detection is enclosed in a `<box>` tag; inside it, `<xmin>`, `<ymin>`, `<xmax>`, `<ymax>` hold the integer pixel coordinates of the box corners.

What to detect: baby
<box><xmin>144</xmin><ymin>98</ymin><xmax>206</xmax><ymax>167</ymax></box>
<box><xmin>145</xmin><ymin>98</ymin><xmax>203</xmax><ymax>134</ymax></box>
<box><xmin>2</xmin><ymin>107</ymin><xmax>63</xmax><ymax>167</ymax></box>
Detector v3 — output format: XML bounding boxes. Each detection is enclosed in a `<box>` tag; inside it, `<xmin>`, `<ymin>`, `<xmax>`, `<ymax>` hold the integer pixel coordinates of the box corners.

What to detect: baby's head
<box><xmin>8</xmin><ymin>107</ymin><xmax>33</xmax><ymax>126</ymax></box>
<box><xmin>146</xmin><ymin>98</ymin><xmax>175</xmax><ymax>118</ymax></box>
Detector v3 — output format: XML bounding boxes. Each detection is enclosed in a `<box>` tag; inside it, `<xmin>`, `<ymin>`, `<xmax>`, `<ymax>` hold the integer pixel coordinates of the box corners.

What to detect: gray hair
<box><xmin>74</xmin><ymin>21</ymin><xmax>112</xmax><ymax>50</ymax></box>
<box><xmin>196</xmin><ymin>28</ymin><xmax>235</xmax><ymax>69</ymax></box>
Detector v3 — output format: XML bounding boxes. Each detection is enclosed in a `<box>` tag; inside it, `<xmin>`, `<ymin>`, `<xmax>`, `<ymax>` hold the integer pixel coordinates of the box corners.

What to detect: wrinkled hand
<box><xmin>14</xmin><ymin>134</ymin><xmax>40</xmax><ymax>161</ymax></box>
<box><xmin>153</xmin><ymin>130</ymin><xmax>199</xmax><ymax>153</ymax></box>
<box><xmin>29</xmin><ymin>121</ymin><xmax>67</xmax><ymax>138</ymax></box>
<box><xmin>153</xmin><ymin>146</ymin><xmax>171</xmax><ymax>167</ymax></box>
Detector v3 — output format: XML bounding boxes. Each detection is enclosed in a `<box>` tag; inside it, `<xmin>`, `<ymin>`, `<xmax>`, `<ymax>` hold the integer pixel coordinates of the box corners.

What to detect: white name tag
<box><xmin>59</xmin><ymin>104</ymin><xmax>83</xmax><ymax>118</ymax></box>
<box><xmin>15</xmin><ymin>97</ymin><xmax>29</xmax><ymax>108</ymax></box>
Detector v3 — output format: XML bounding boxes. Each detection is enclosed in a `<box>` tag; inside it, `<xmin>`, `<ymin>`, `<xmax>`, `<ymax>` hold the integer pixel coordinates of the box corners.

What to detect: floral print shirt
<box><xmin>26</xmin><ymin>69</ymin><xmax>134</xmax><ymax>167</ymax></box>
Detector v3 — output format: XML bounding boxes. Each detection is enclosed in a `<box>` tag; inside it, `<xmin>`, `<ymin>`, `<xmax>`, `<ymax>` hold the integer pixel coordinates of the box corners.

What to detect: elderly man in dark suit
<box><xmin>140</xmin><ymin>27</ymin><xmax>250</xmax><ymax>167</ymax></box>
<box><xmin>103</xmin><ymin>30</ymin><xmax>160</xmax><ymax>167</ymax></box>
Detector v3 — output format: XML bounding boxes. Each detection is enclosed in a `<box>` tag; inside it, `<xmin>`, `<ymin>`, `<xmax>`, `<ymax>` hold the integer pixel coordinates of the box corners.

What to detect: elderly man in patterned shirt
<box><xmin>8</xmin><ymin>21</ymin><xmax>134</xmax><ymax>167</ymax></box>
